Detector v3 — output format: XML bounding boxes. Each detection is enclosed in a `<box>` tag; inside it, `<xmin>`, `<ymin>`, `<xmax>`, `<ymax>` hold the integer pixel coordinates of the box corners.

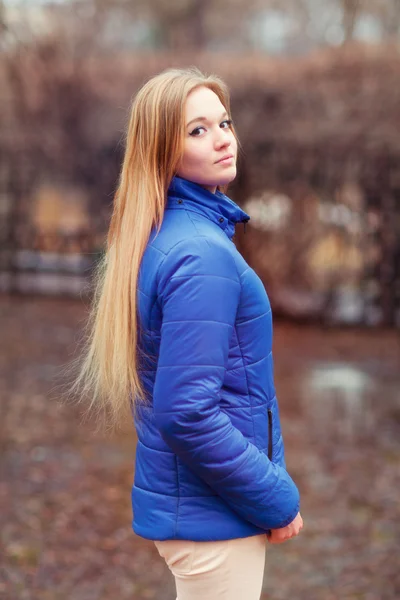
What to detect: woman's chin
<box><xmin>216</xmin><ymin>167</ymin><xmax>237</xmax><ymax>187</ymax></box>
<box><xmin>220</xmin><ymin>172</ymin><xmax>237</xmax><ymax>187</ymax></box>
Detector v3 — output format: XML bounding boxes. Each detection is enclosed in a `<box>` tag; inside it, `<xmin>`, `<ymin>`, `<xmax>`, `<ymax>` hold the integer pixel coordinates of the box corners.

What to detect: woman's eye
<box><xmin>221</xmin><ymin>119</ymin><xmax>233</xmax><ymax>129</ymax></box>
<box><xmin>189</xmin><ymin>126</ymin><xmax>206</xmax><ymax>136</ymax></box>
<box><xmin>189</xmin><ymin>119</ymin><xmax>232</xmax><ymax>136</ymax></box>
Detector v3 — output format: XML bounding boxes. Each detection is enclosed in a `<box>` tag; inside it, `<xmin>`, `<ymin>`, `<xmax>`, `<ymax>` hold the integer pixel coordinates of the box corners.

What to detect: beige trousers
<box><xmin>154</xmin><ymin>533</ymin><xmax>267</xmax><ymax>600</ymax></box>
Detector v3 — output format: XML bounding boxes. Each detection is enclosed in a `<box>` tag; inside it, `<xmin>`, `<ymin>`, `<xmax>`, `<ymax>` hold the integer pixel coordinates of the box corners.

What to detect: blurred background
<box><xmin>1</xmin><ymin>1</ymin><xmax>399</xmax><ymax>598</ymax></box>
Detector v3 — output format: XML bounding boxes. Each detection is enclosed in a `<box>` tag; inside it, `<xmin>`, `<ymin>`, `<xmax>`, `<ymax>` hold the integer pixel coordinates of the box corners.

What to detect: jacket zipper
<box><xmin>267</xmin><ymin>409</ymin><xmax>273</xmax><ymax>461</ymax></box>
<box><xmin>243</xmin><ymin>218</ymin><xmax>249</xmax><ymax>233</ymax></box>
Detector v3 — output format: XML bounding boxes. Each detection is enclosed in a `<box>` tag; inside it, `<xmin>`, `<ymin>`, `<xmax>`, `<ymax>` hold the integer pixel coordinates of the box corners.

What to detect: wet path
<box><xmin>270</xmin><ymin>326</ymin><xmax>400</xmax><ymax>599</ymax></box>
<box><xmin>1</xmin><ymin>297</ymin><xmax>399</xmax><ymax>599</ymax></box>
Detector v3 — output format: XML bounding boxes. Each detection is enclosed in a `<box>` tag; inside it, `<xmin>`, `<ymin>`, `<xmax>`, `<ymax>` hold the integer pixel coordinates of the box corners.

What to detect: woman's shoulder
<box><xmin>150</xmin><ymin>232</ymin><xmax>239</xmax><ymax>294</ymax></box>
<box><xmin>150</xmin><ymin>209</ymin><xmax>227</xmax><ymax>253</ymax></box>
<box><xmin>150</xmin><ymin>216</ymin><xmax>232</xmax><ymax>261</ymax></box>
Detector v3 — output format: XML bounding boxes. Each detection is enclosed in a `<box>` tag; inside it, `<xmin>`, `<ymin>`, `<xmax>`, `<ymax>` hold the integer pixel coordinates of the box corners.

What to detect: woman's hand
<box><xmin>267</xmin><ymin>512</ymin><xmax>303</xmax><ymax>544</ymax></box>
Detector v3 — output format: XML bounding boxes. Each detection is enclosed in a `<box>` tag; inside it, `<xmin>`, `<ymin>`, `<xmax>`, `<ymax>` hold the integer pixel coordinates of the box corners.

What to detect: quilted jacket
<box><xmin>132</xmin><ymin>175</ymin><xmax>300</xmax><ymax>541</ymax></box>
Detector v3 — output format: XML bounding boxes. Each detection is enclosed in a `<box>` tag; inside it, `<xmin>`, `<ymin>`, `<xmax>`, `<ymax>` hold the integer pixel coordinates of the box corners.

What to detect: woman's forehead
<box><xmin>185</xmin><ymin>87</ymin><xmax>225</xmax><ymax>121</ymax></box>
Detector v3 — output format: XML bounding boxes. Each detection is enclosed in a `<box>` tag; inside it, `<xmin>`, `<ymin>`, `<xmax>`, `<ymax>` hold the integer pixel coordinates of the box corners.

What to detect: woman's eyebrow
<box><xmin>186</xmin><ymin>111</ymin><xmax>228</xmax><ymax>128</ymax></box>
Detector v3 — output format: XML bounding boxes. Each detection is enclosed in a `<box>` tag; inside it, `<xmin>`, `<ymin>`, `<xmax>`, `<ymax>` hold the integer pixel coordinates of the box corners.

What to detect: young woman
<box><xmin>72</xmin><ymin>67</ymin><xmax>303</xmax><ymax>600</ymax></box>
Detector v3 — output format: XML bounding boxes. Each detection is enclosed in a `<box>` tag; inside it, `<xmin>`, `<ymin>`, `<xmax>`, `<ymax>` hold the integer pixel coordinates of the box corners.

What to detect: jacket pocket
<box><xmin>267</xmin><ymin>409</ymin><xmax>273</xmax><ymax>461</ymax></box>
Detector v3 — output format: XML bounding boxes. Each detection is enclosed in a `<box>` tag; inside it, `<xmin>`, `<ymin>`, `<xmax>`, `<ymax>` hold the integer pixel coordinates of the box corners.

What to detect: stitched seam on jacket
<box><xmin>169</xmin><ymin>274</ymin><xmax>240</xmax><ymax>283</ymax></box>
<box><xmin>156</xmin><ymin>364</ymin><xmax>225</xmax><ymax>370</ymax></box>
<box><xmin>154</xmin><ymin>234</ymin><xmax>213</xmax><ymax>297</ymax></box>
<box><xmin>224</xmin><ymin>352</ymin><xmax>271</xmax><ymax>370</ymax></box>
<box><xmin>262</xmin><ymin>475</ymin><xmax>287</xmax><ymax>520</ymax></box>
<box><xmin>149</xmin><ymin>212</ymin><xmax>203</xmax><ymax>257</ymax></box>
<box><xmin>138</xmin><ymin>437</ymin><xmax>269</xmax><ymax>455</ymax></box>
<box><xmin>147</xmin><ymin>356</ymin><xmax>269</xmax><ymax>369</ymax></box>
<box><xmin>162</xmin><ymin>320</ymin><xmax>233</xmax><ymax>326</ymax></box>
<box><xmin>149</xmin><ymin>298</ymin><xmax>159</xmax><ymax>339</ymax></box>
<box><xmin>184</xmin><ymin>208</ymin><xmax>232</xmax><ymax>246</ymax></box>
<box><xmin>185</xmin><ymin>208</ymin><xmax>202</xmax><ymax>239</ymax></box>
<box><xmin>175</xmin><ymin>455</ymin><xmax>180</xmax><ymax>537</ymax></box>
<box><xmin>221</xmin><ymin>404</ymin><xmax>268</xmax><ymax>411</ymax></box>
<box><xmin>147</xmin><ymin>244</ymin><xmax>167</xmax><ymax>256</ymax></box>
<box><xmin>137</xmin><ymin>439</ymin><xmax>174</xmax><ymax>454</ymax></box>
<box><xmin>137</xmin><ymin>289</ymin><xmax>158</xmax><ymax>335</ymax></box>
<box><xmin>234</xmin><ymin>325</ymin><xmax>256</xmax><ymax>443</ymax></box>
<box><xmin>180</xmin><ymin>205</ymin><xmax>228</xmax><ymax>233</ymax></box>
<box><xmin>134</xmin><ymin>483</ymin><xmax>217</xmax><ymax>498</ymax></box>
<box><xmin>236</xmin><ymin>309</ymin><xmax>272</xmax><ymax>325</ymax></box>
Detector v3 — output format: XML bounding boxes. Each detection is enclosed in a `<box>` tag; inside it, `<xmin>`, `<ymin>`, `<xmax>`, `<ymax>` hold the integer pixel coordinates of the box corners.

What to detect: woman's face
<box><xmin>176</xmin><ymin>86</ymin><xmax>237</xmax><ymax>194</ymax></box>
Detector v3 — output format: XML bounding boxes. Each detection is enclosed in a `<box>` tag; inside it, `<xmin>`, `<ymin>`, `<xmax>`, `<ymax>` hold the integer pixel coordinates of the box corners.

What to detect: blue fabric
<box><xmin>132</xmin><ymin>175</ymin><xmax>300</xmax><ymax>541</ymax></box>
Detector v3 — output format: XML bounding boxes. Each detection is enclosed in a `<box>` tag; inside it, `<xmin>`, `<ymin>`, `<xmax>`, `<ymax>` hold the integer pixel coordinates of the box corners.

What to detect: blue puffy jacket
<box><xmin>132</xmin><ymin>175</ymin><xmax>300</xmax><ymax>542</ymax></box>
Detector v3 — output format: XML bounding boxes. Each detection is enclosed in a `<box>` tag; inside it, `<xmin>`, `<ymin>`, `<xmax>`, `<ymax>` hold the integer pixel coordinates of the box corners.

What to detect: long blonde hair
<box><xmin>66</xmin><ymin>67</ymin><xmax>236</xmax><ymax>433</ymax></box>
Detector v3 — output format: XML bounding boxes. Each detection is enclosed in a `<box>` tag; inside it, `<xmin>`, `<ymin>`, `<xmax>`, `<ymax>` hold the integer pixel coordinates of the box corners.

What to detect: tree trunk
<box><xmin>341</xmin><ymin>0</ymin><xmax>361</xmax><ymax>43</ymax></box>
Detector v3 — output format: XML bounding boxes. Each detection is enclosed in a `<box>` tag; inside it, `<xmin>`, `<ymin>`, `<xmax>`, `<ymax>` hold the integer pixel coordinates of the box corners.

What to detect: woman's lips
<box><xmin>216</xmin><ymin>155</ymin><xmax>234</xmax><ymax>165</ymax></box>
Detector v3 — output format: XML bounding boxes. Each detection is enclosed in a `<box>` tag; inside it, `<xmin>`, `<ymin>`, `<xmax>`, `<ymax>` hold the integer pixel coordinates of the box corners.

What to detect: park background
<box><xmin>1</xmin><ymin>1</ymin><xmax>399</xmax><ymax>598</ymax></box>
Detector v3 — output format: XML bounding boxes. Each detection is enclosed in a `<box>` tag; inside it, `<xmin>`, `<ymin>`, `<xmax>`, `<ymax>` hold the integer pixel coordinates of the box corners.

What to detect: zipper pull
<box><xmin>243</xmin><ymin>219</ymin><xmax>249</xmax><ymax>233</ymax></box>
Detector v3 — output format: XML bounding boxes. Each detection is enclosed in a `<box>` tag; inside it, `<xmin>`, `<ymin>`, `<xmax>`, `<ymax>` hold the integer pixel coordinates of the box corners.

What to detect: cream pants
<box><xmin>154</xmin><ymin>533</ymin><xmax>267</xmax><ymax>600</ymax></box>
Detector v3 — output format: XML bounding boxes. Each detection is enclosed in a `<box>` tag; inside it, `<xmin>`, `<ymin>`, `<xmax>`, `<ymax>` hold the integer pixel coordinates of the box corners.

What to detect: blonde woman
<box><xmin>72</xmin><ymin>67</ymin><xmax>303</xmax><ymax>600</ymax></box>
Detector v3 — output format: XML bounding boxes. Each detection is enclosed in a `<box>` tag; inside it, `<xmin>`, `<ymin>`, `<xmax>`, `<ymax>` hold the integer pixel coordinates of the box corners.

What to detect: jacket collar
<box><xmin>166</xmin><ymin>175</ymin><xmax>250</xmax><ymax>240</ymax></box>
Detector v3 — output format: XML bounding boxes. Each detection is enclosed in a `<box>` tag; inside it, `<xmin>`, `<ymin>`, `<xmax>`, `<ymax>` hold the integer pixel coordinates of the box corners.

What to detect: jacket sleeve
<box><xmin>153</xmin><ymin>236</ymin><xmax>300</xmax><ymax>530</ymax></box>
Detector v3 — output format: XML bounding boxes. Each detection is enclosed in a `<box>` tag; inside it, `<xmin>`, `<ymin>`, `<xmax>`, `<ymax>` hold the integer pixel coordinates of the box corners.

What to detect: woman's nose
<box><xmin>215</xmin><ymin>130</ymin><xmax>231</xmax><ymax>149</ymax></box>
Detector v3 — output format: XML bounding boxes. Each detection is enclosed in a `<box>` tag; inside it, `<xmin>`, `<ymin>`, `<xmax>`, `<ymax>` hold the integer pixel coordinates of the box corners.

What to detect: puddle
<box><xmin>299</xmin><ymin>363</ymin><xmax>377</xmax><ymax>443</ymax></box>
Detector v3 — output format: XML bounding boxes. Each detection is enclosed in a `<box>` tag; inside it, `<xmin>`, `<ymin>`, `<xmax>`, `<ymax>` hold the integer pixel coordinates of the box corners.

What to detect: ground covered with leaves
<box><xmin>1</xmin><ymin>296</ymin><xmax>399</xmax><ymax>599</ymax></box>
